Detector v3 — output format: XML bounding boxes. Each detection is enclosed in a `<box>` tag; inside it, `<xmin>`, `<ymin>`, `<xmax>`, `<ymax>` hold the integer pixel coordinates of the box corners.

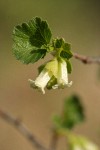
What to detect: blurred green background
<box><xmin>0</xmin><ymin>0</ymin><xmax>100</xmax><ymax>149</ymax></box>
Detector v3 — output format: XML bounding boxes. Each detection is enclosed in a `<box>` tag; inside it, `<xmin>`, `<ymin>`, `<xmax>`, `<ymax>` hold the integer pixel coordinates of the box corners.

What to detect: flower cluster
<box><xmin>29</xmin><ymin>58</ymin><xmax>72</xmax><ymax>94</ymax></box>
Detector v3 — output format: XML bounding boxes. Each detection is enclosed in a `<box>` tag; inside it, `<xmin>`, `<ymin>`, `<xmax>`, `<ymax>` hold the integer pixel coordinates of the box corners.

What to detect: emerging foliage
<box><xmin>53</xmin><ymin>95</ymin><xmax>85</xmax><ymax>130</ymax></box>
<box><xmin>12</xmin><ymin>17</ymin><xmax>73</xmax><ymax>68</ymax></box>
<box><xmin>62</xmin><ymin>95</ymin><xmax>84</xmax><ymax>129</ymax></box>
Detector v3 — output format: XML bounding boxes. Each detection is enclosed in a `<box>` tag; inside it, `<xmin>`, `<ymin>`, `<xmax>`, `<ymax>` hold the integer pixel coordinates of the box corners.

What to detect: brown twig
<box><xmin>0</xmin><ymin>108</ymin><xmax>48</xmax><ymax>150</ymax></box>
<box><xmin>50</xmin><ymin>129</ymin><xmax>59</xmax><ymax>150</ymax></box>
<box><xmin>73</xmin><ymin>53</ymin><xmax>100</xmax><ymax>65</ymax></box>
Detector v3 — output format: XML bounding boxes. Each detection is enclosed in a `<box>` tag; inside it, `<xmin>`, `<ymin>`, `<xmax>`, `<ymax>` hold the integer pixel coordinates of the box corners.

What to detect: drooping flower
<box><xmin>29</xmin><ymin>69</ymin><xmax>52</xmax><ymax>94</ymax></box>
<box><xmin>29</xmin><ymin>58</ymin><xmax>58</xmax><ymax>94</ymax></box>
<box><xmin>29</xmin><ymin>58</ymin><xmax>72</xmax><ymax>94</ymax></box>
<box><xmin>52</xmin><ymin>59</ymin><xmax>72</xmax><ymax>89</ymax></box>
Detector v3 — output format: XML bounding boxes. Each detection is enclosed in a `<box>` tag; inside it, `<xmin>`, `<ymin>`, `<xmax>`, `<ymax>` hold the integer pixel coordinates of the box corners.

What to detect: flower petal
<box><xmin>45</xmin><ymin>58</ymin><xmax>58</xmax><ymax>78</ymax></box>
<box><xmin>29</xmin><ymin>69</ymin><xmax>52</xmax><ymax>94</ymax></box>
<box><xmin>54</xmin><ymin>59</ymin><xmax>72</xmax><ymax>89</ymax></box>
<box><xmin>57</xmin><ymin>59</ymin><xmax>68</xmax><ymax>85</ymax></box>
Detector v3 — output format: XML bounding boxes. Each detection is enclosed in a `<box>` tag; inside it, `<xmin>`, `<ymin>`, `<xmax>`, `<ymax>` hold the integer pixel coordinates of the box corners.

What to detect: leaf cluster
<box><xmin>12</xmin><ymin>17</ymin><xmax>73</xmax><ymax>72</ymax></box>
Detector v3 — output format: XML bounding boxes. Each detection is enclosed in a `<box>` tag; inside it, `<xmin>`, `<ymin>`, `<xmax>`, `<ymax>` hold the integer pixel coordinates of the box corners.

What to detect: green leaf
<box><xmin>61</xmin><ymin>95</ymin><xmax>85</xmax><ymax>129</ymax></box>
<box><xmin>67</xmin><ymin>60</ymin><xmax>72</xmax><ymax>74</ymax></box>
<box><xmin>12</xmin><ymin>17</ymin><xmax>52</xmax><ymax>64</ymax></box>
<box><xmin>53</xmin><ymin>38</ymin><xmax>65</xmax><ymax>48</ymax></box>
<box><xmin>52</xmin><ymin>38</ymin><xmax>73</xmax><ymax>59</ymax></box>
<box><xmin>30</xmin><ymin>17</ymin><xmax>52</xmax><ymax>47</ymax></box>
<box><xmin>60</xmin><ymin>50</ymin><xmax>73</xmax><ymax>60</ymax></box>
<box><xmin>61</xmin><ymin>42</ymin><xmax>73</xmax><ymax>59</ymax></box>
<box><xmin>63</xmin><ymin>42</ymin><xmax>71</xmax><ymax>51</ymax></box>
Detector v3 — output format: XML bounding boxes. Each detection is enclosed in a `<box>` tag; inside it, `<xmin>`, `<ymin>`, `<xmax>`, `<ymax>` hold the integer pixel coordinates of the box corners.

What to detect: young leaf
<box><xmin>61</xmin><ymin>95</ymin><xmax>85</xmax><ymax>129</ymax></box>
<box><xmin>63</xmin><ymin>42</ymin><xmax>71</xmax><ymax>51</ymax></box>
<box><xmin>53</xmin><ymin>38</ymin><xmax>65</xmax><ymax>48</ymax></box>
<box><xmin>52</xmin><ymin>38</ymin><xmax>73</xmax><ymax>59</ymax></box>
<box><xmin>61</xmin><ymin>42</ymin><xmax>73</xmax><ymax>59</ymax></box>
<box><xmin>12</xmin><ymin>17</ymin><xmax>52</xmax><ymax>64</ymax></box>
<box><xmin>60</xmin><ymin>50</ymin><xmax>73</xmax><ymax>60</ymax></box>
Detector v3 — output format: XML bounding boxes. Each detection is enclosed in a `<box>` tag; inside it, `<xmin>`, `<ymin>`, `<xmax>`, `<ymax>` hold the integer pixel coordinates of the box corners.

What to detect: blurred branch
<box><xmin>0</xmin><ymin>108</ymin><xmax>47</xmax><ymax>150</ymax></box>
<box><xmin>50</xmin><ymin>129</ymin><xmax>59</xmax><ymax>150</ymax></box>
<box><xmin>73</xmin><ymin>53</ymin><xmax>100</xmax><ymax>65</ymax></box>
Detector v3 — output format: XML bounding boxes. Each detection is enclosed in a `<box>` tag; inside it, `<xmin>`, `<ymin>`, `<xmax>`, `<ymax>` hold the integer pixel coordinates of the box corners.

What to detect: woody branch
<box><xmin>73</xmin><ymin>53</ymin><xmax>100</xmax><ymax>65</ymax></box>
<box><xmin>0</xmin><ymin>108</ymin><xmax>48</xmax><ymax>150</ymax></box>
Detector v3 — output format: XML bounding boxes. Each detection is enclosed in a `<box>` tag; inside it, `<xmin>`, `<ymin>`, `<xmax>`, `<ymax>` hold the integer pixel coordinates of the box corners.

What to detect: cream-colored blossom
<box><xmin>53</xmin><ymin>59</ymin><xmax>72</xmax><ymax>89</ymax></box>
<box><xmin>29</xmin><ymin>58</ymin><xmax>72</xmax><ymax>94</ymax></box>
<box><xmin>29</xmin><ymin>58</ymin><xmax>58</xmax><ymax>94</ymax></box>
<box><xmin>29</xmin><ymin>69</ymin><xmax>52</xmax><ymax>94</ymax></box>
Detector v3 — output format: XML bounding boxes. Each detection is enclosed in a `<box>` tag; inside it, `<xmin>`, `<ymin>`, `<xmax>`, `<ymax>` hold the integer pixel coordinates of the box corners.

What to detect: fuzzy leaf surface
<box><xmin>12</xmin><ymin>17</ymin><xmax>52</xmax><ymax>64</ymax></box>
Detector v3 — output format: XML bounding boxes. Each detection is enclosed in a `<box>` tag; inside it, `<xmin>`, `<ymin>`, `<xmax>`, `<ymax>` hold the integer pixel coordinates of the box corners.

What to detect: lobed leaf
<box><xmin>12</xmin><ymin>17</ymin><xmax>52</xmax><ymax>64</ymax></box>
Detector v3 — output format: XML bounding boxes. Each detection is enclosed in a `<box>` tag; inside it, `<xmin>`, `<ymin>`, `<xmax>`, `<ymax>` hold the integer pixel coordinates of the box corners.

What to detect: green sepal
<box><xmin>66</xmin><ymin>60</ymin><xmax>72</xmax><ymax>74</ymax></box>
<box><xmin>46</xmin><ymin>76</ymin><xmax>57</xmax><ymax>89</ymax></box>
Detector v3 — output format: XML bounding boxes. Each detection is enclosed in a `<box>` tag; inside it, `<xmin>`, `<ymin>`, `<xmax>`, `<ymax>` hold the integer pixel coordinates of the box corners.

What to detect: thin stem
<box><xmin>50</xmin><ymin>129</ymin><xmax>59</xmax><ymax>150</ymax></box>
<box><xmin>73</xmin><ymin>53</ymin><xmax>100</xmax><ymax>65</ymax></box>
<box><xmin>0</xmin><ymin>108</ymin><xmax>47</xmax><ymax>150</ymax></box>
<box><xmin>51</xmin><ymin>51</ymin><xmax>100</xmax><ymax>65</ymax></box>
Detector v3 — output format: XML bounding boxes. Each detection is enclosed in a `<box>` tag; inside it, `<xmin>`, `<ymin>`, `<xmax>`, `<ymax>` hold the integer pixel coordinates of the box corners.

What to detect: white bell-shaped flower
<box><xmin>29</xmin><ymin>69</ymin><xmax>52</xmax><ymax>94</ymax></box>
<box><xmin>53</xmin><ymin>59</ymin><xmax>72</xmax><ymax>89</ymax></box>
<box><xmin>29</xmin><ymin>58</ymin><xmax>58</xmax><ymax>94</ymax></box>
<box><xmin>29</xmin><ymin>58</ymin><xmax>72</xmax><ymax>94</ymax></box>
